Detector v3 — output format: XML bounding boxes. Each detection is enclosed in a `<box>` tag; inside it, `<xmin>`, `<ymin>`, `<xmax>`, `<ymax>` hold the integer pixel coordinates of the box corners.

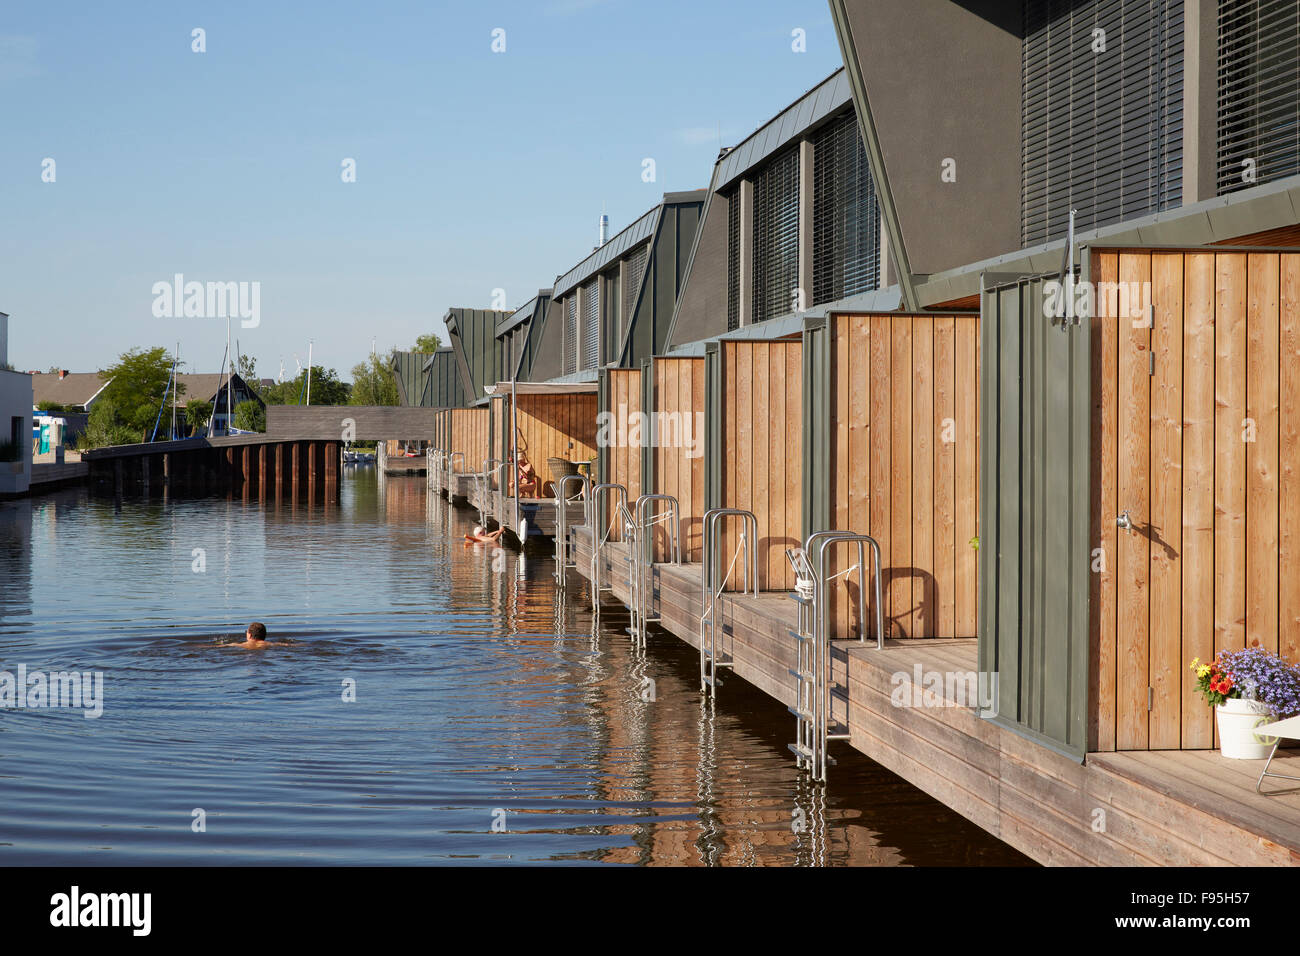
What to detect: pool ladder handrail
<box><xmin>445</xmin><ymin>451</ymin><xmax>465</xmax><ymax>496</ymax></box>
<box><xmin>427</xmin><ymin>448</ymin><xmax>441</xmax><ymax>490</ymax></box>
<box><xmin>476</xmin><ymin>458</ymin><xmax>502</xmax><ymax>526</ymax></box>
<box><xmin>624</xmin><ymin>494</ymin><xmax>681</xmax><ymax>648</ymax></box>
<box><xmin>552</xmin><ymin>473</ymin><xmax>590</xmax><ymax>586</ymax></box>
<box><xmin>786</xmin><ymin>530</ymin><xmax>884</xmax><ymax>783</ymax></box>
<box><xmin>586</xmin><ymin>483</ymin><xmax>628</xmax><ymax>612</ymax></box>
<box><xmin>699</xmin><ymin>508</ymin><xmax>758</xmax><ymax>697</ymax></box>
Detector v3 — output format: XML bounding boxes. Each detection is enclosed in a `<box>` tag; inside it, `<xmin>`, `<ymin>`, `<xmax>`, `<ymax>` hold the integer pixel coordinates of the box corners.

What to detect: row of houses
<box><xmin>423</xmin><ymin>0</ymin><xmax>1300</xmax><ymax>865</ymax></box>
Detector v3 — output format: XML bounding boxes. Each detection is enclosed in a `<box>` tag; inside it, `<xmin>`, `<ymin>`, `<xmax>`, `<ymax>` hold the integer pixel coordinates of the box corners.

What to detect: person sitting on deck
<box><xmin>465</xmin><ymin>525</ymin><xmax>504</xmax><ymax>544</ymax></box>
<box><xmin>228</xmin><ymin>621</ymin><xmax>275</xmax><ymax>648</ymax></box>
<box><xmin>517</xmin><ymin>454</ymin><xmax>539</xmax><ymax>498</ymax></box>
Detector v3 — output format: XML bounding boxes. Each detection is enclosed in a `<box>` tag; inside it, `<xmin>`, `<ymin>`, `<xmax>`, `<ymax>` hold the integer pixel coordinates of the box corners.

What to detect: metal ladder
<box><xmin>625</xmin><ymin>494</ymin><xmax>681</xmax><ymax>648</ymax></box>
<box><xmin>786</xmin><ymin>531</ymin><xmax>885</xmax><ymax>782</ymax></box>
<box><xmin>586</xmin><ymin>483</ymin><xmax>628</xmax><ymax>612</ymax></box>
<box><xmin>552</xmin><ymin>474</ymin><xmax>590</xmax><ymax>586</ymax></box>
<box><xmin>699</xmin><ymin>508</ymin><xmax>758</xmax><ymax>697</ymax></box>
<box><xmin>445</xmin><ymin>452</ymin><xmax>465</xmax><ymax>499</ymax></box>
<box><xmin>475</xmin><ymin>458</ymin><xmax>500</xmax><ymax>527</ymax></box>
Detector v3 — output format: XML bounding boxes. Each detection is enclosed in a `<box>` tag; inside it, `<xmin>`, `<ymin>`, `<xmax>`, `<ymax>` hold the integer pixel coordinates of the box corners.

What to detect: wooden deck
<box><xmin>430</xmin><ymin>467</ymin><xmax>583</xmax><ymax>540</ymax></box>
<box><xmin>571</xmin><ymin>526</ymin><xmax>1300</xmax><ymax>866</ymax></box>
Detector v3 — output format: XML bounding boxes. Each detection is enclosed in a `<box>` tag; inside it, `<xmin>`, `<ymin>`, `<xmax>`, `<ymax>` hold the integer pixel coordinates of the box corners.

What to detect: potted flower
<box><xmin>1191</xmin><ymin>647</ymin><xmax>1300</xmax><ymax>759</ymax></box>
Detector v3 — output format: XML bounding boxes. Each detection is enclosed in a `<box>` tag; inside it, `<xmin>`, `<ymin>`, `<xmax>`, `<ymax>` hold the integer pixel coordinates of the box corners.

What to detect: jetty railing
<box><xmin>786</xmin><ymin>531</ymin><xmax>884</xmax><ymax>783</ymax></box>
<box><xmin>553</xmin><ymin>474</ymin><xmax>590</xmax><ymax>586</ymax></box>
<box><xmin>698</xmin><ymin>508</ymin><xmax>758</xmax><ymax>697</ymax></box>
<box><xmin>475</xmin><ymin>458</ymin><xmax>500</xmax><ymax>527</ymax></box>
<box><xmin>445</xmin><ymin>452</ymin><xmax>465</xmax><ymax>496</ymax></box>
<box><xmin>625</xmin><ymin>494</ymin><xmax>681</xmax><ymax>648</ymax></box>
<box><xmin>586</xmin><ymin>483</ymin><xmax>628</xmax><ymax>612</ymax></box>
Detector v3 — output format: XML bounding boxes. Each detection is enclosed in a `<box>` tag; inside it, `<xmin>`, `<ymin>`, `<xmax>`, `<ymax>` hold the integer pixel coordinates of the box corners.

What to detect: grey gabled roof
<box><xmin>420</xmin><ymin>346</ymin><xmax>456</xmax><ymax>373</ymax></box>
<box><xmin>551</xmin><ymin>190</ymin><xmax>708</xmax><ymax>299</ymax></box>
<box><xmin>553</xmin><ymin>206</ymin><xmax>660</xmax><ymax>299</ymax></box>
<box><xmin>496</xmin><ymin>289</ymin><xmax>550</xmax><ymax>335</ymax></box>
<box><xmin>713</xmin><ymin>68</ymin><xmax>851</xmax><ymax>190</ymax></box>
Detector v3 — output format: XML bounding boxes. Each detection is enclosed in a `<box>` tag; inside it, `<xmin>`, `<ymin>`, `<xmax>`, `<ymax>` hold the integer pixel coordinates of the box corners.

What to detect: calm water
<box><xmin>0</xmin><ymin>470</ymin><xmax>1030</xmax><ymax>866</ymax></box>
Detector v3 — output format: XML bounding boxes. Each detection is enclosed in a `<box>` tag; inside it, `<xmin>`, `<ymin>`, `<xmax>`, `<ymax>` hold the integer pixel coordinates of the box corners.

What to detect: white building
<box><xmin>0</xmin><ymin>312</ymin><xmax>33</xmax><ymax>497</ymax></box>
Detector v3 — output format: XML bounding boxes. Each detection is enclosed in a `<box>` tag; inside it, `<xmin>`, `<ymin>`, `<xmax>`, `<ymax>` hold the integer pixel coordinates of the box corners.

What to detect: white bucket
<box><xmin>1216</xmin><ymin>698</ymin><xmax>1278</xmax><ymax>759</ymax></box>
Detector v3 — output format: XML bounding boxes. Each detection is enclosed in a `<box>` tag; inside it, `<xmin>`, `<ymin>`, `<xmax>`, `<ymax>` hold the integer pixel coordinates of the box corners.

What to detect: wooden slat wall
<box><xmin>449</xmin><ymin>407</ymin><xmax>490</xmax><ymax>473</ymax></box>
<box><xmin>604</xmin><ymin>369</ymin><xmax>641</xmax><ymax>541</ymax></box>
<box><xmin>514</xmin><ymin>394</ymin><xmax>597</xmax><ymax>497</ymax></box>
<box><xmin>826</xmin><ymin>314</ymin><xmax>980</xmax><ymax>640</ymax></box>
<box><xmin>721</xmin><ymin>340</ymin><xmax>802</xmax><ymax>591</ymax></box>
<box><xmin>1091</xmin><ymin>249</ymin><xmax>1300</xmax><ymax>752</ymax></box>
<box><xmin>653</xmin><ymin>358</ymin><xmax>706</xmax><ymax>562</ymax></box>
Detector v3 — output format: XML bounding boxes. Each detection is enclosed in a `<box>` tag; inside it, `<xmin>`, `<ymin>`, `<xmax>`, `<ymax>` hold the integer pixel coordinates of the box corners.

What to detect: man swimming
<box><xmin>228</xmin><ymin>622</ymin><xmax>273</xmax><ymax>648</ymax></box>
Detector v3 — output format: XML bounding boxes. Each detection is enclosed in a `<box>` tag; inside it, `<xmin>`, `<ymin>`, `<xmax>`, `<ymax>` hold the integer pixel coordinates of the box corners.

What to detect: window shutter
<box><xmin>581</xmin><ymin>278</ymin><xmax>600</xmax><ymax>370</ymax></box>
<box><xmin>564</xmin><ymin>297</ymin><xmax>577</xmax><ymax>375</ymax></box>
<box><xmin>624</xmin><ymin>244</ymin><xmax>647</xmax><ymax>325</ymax></box>
<box><xmin>726</xmin><ymin>187</ymin><xmax>741</xmax><ymax>330</ymax></box>
<box><xmin>1021</xmin><ymin>0</ymin><xmax>1184</xmax><ymax>246</ymax></box>
<box><xmin>751</xmin><ymin>146</ymin><xmax>800</xmax><ymax>324</ymax></box>
<box><xmin>812</xmin><ymin>110</ymin><xmax>881</xmax><ymax>306</ymax></box>
<box><xmin>1217</xmin><ymin>0</ymin><xmax>1300</xmax><ymax>194</ymax></box>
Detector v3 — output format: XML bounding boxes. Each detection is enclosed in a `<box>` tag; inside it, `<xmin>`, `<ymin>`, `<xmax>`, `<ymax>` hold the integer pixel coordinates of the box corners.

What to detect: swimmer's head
<box><xmin>246</xmin><ymin>622</ymin><xmax>267</xmax><ymax>642</ymax></box>
<box><xmin>472</xmin><ymin>525</ymin><xmax>484</xmax><ymax>536</ymax></box>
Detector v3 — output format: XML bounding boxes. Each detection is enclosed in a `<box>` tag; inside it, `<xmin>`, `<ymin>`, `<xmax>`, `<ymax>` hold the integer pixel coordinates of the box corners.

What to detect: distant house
<box><xmin>174</xmin><ymin>373</ymin><xmax>264</xmax><ymax>436</ymax></box>
<box><xmin>388</xmin><ymin>351</ymin><xmax>434</xmax><ymax>407</ymax></box>
<box><xmin>31</xmin><ymin>370</ymin><xmax>112</xmax><ymax>411</ymax></box>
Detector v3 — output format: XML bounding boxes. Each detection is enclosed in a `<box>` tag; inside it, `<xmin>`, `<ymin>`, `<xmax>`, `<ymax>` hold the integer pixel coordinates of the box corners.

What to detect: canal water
<box><xmin>0</xmin><ymin>470</ymin><xmax>1030</xmax><ymax>866</ymax></box>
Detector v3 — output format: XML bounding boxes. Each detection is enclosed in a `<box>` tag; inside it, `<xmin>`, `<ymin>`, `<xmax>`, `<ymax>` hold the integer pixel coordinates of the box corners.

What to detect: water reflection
<box><xmin>0</xmin><ymin>473</ymin><xmax>1031</xmax><ymax>866</ymax></box>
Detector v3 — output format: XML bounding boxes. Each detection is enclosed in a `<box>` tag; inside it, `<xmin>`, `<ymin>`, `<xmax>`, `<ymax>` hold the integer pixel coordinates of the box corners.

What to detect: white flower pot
<box><xmin>1216</xmin><ymin>698</ymin><xmax>1277</xmax><ymax>759</ymax></box>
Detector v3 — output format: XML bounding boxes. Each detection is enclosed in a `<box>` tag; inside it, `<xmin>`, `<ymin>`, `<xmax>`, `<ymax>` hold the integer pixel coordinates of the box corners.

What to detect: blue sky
<box><xmin>1</xmin><ymin>1</ymin><xmax>840</xmax><ymax>382</ymax></box>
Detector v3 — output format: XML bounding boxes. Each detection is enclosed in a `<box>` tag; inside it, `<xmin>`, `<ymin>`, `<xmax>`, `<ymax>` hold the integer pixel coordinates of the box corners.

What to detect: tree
<box><xmin>350</xmin><ymin>354</ymin><xmax>400</xmax><ymax>406</ymax></box>
<box><xmin>237</xmin><ymin>353</ymin><xmax>257</xmax><ymax>383</ymax></box>
<box><xmin>232</xmin><ymin>400</ymin><xmax>266</xmax><ymax>432</ymax></box>
<box><xmin>186</xmin><ymin>400</ymin><xmax>213</xmax><ymax>435</ymax></box>
<box><xmin>98</xmin><ymin>347</ymin><xmax>185</xmax><ymax>443</ymax></box>
<box><xmin>75</xmin><ymin>396</ymin><xmax>140</xmax><ymax>450</ymax></box>
<box><xmin>258</xmin><ymin>366</ymin><xmax>350</xmax><ymax>406</ymax></box>
<box><xmin>414</xmin><ymin>333</ymin><xmax>441</xmax><ymax>353</ymax></box>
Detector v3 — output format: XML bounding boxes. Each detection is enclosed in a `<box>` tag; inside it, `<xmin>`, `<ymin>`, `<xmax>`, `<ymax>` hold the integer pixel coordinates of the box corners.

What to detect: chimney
<box><xmin>598</xmin><ymin>213</ymin><xmax>609</xmax><ymax>248</ymax></box>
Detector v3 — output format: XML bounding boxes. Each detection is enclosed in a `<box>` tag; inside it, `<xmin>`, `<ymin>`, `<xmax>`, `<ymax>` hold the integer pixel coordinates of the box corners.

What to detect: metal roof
<box><xmin>713</xmin><ymin>69</ymin><xmax>852</xmax><ymax>190</ymax></box>
<box><xmin>420</xmin><ymin>346</ymin><xmax>455</xmax><ymax>373</ymax></box>
<box><xmin>496</xmin><ymin>289</ymin><xmax>550</xmax><ymax>335</ymax></box>
<box><xmin>552</xmin><ymin>206</ymin><xmax>660</xmax><ymax>299</ymax></box>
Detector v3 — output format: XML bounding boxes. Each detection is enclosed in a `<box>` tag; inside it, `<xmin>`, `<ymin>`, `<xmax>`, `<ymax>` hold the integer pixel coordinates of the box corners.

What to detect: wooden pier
<box><xmin>570</xmin><ymin>527</ymin><xmax>1300</xmax><ymax>866</ymax></box>
<box><xmin>82</xmin><ymin>435</ymin><xmax>341</xmax><ymax>502</ymax></box>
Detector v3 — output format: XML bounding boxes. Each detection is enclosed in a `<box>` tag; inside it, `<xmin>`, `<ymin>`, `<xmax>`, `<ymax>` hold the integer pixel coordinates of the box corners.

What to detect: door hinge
<box><xmin>1149</xmin><ymin>352</ymin><xmax>1155</xmax><ymax>376</ymax></box>
<box><xmin>1148</xmin><ymin>687</ymin><xmax>1154</xmax><ymax>711</ymax></box>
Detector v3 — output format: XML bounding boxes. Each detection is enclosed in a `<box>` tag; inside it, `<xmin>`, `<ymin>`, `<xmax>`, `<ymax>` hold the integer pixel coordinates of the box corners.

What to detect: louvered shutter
<box><xmin>726</xmin><ymin>188</ymin><xmax>741</xmax><ymax>330</ymax></box>
<box><xmin>581</xmin><ymin>277</ymin><xmax>600</xmax><ymax>370</ymax></box>
<box><xmin>812</xmin><ymin>110</ymin><xmax>881</xmax><ymax>306</ymax></box>
<box><xmin>1021</xmin><ymin>0</ymin><xmax>1183</xmax><ymax>246</ymax></box>
<box><xmin>751</xmin><ymin>146</ymin><xmax>800</xmax><ymax>324</ymax></box>
<box><xmin>624</xmin><ymin>244</ymin><xmax>647</xmax><ymax>324</ymax></box>
<box><xmin>563</xmin><ymin>297</ymin><xmax>577</xmax><ymax>375</ymax></box>
<box><xmin>1217</xmin><ymin>0</ymin><xmax>1300</xmax><ymax>194</ymax></box>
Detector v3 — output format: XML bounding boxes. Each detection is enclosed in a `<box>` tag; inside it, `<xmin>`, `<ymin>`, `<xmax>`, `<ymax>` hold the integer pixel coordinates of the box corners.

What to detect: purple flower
<box><xmin>1220</xmin><ymin>648</ymin><xmax>1300</xmax><ymax>717</ymax></box>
